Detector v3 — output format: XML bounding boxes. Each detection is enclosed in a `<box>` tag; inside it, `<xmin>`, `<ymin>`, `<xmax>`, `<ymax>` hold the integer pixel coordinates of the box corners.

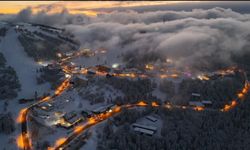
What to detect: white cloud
<box><xmin>2</xmin><ymin>6</ymin><xmax>250</xmax><ymax>70</ymax></box>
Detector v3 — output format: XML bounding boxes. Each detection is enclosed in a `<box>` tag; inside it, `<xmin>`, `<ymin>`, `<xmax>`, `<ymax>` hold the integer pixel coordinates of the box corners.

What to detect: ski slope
<box><xmin>0</xmin><ymin>28</ymin><xmax>50</xmax><ymax>99</ymax></box>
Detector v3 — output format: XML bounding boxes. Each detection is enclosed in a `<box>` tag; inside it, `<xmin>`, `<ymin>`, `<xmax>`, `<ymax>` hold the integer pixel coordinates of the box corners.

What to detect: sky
<box><xmin>1</xmin><ymin>1</ymin><xmax>250</xmax><ymax>16</ymax></box>
<box><xmin>0</xmin><ymin>1</ymin><xmax>186</xmax><ymax>15</ymax></box>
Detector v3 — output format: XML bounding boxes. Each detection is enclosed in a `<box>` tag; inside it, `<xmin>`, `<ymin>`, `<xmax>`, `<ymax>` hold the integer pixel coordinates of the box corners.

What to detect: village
<box><xmin>0</xmin><ymin>17</ymin><xmax>248</xmax><ymax>150</ymax></box>
<box><xmin>13</xmin><ymin>45</ymin><xmax>249</xmax><ymax>150</ymax></box>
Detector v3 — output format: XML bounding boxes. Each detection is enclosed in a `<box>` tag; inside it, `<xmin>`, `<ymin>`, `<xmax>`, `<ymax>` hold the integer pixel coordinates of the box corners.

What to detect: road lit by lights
<box><xmin>145</xmin><ymin>64</ymin><xmax>154</xmax><ymax>70</ymax></box>
<box><xmin>55</xmin><ymin>137</ymin><xmax>67</xmax><ymax>147</ymax></box>
<box><xmin>197</xmin><ymin>74</ymin><xmax>210</xmax><ymax>81</ymax></box>
<box><xmin>221</xmin><ymin>100</ymin><xmax>237</xmax><ymax>112</ymax></box>
<box><xmin>193</xmin><ymin>106</ymin><xmax>204</xmax><ymax>111</ymax></box>
<box><xmin>17</xmin><ymin>134</ymin><xmax>24</xmax><ymax>149</ymax></box>
<box><xmin>54</xmin><ymin>78</ymin><xmax>70</xmax><ymax>96</ymax></box>
<box><xmin>17</xmin><ymin>108</ymin><xmax>28</xmax><ymax>123</ymax></box>
<box><xmin>151</xmin><ymin>101</ymin><xmax>159</xmax><ymax>107</ymax></box>
<box><xmin>136</xmin><ymin>101</ymin><xmax>148</xmax><ymax>107</ymax></box>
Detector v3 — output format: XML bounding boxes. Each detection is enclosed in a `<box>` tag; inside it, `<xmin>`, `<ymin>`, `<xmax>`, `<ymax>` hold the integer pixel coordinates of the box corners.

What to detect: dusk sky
<box><xmin>0</xmin><ymin>1</ymin><xmax>185</xmax><ymax>15</ymax></box>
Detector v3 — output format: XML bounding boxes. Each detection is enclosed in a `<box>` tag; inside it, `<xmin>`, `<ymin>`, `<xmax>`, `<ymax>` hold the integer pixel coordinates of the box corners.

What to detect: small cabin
<box><xmin>201</xmin><ymin>100</ymin><xmax>212</xmax><ymax>106</ymax></box>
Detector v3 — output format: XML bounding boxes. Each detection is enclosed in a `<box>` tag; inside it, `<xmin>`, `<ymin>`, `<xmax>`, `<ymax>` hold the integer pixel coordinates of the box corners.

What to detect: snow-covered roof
<box><xmin>192</xmin><ymin>93</ymin><xmax>201</xmax><ymax>97</ymax></box>
<box><xmin>92</xmin><ymin>106</ymin><xmax>108</xmax><ymax>113</ymax></box>
<box><xmin>201</xmin><ymin>100</ymin><xmax>212</xmax><ymax>104</ymax></box>
<box><xmin>132</xmin><ymin>123</ymin><xmax>157</xmax><ymax>131</ymax></box>
<box><xmin>146</xmin><ymin>116</ymin><xmax>158</xmax><ymax>122</ymax></box>
<box><xmin>134</xmin><ymin>127</ymin><xmax>154</xmax><ymax>135</ymax></box>
<box><xmin>92</xmin><ymin>104</ymin><xmax>115</xmax><ymax>113</ymax></box>
<box><xmin>76</xmin><ymin>74</ymin><xmax>88</xmax><ymax>81</ymax></box>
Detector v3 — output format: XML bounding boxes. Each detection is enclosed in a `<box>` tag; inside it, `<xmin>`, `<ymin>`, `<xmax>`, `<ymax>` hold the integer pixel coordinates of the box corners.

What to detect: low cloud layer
<box><xmin>2</xmin><ymin>5</ymin><xmax>250</xmax><ymax>71</ymax></box>
<box><xmin>0</xmin><ymin>7</ymin><xmax>89</xmax><ymax>26</ymax></box>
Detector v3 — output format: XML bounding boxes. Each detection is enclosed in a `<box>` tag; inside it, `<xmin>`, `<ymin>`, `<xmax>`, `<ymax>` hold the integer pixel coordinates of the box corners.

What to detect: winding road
<box><xmin>17</xmin><ymin>47</ymin><xmax>250</xmax><ymax>150</ymax></box>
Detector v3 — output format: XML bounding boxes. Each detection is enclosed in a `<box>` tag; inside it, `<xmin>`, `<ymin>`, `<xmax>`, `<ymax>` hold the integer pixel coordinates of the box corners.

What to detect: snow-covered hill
<box><xmin>0</xmin><ymin>22</ymin><xmax>81</xmax><ymax>149</ymax></box>
<box><xmin>1</xmin><ymin>28</ymin><xmax>50</xmax><ymax>99</ymax></box>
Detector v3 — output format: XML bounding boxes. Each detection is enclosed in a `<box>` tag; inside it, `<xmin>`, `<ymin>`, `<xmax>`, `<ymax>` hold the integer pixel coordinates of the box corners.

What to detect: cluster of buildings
<box><xmin>31</xmin><ymin>100</ymin><xmax>117</xmax><ymax>129</ymax></box>
<box><xmin>132</xmin><ymin>115</ymin><xmax>159</xmax><ymax>136</ymax></box>
<box><xmin>188</xmin><ymin>93</ymin><xmax>213</xmax><ymax>108</ymax></box>
<box><xmin>58</xmin><ymin>111</ymin><xmax>85</xmax><ymax>129</ymax></box>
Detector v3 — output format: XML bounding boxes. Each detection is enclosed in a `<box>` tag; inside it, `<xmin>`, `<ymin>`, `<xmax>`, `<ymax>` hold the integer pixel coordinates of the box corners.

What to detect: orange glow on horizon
<box><xmin>0</xmin><ymin>1</ymin><xmax>187</xmax><ymax>15</ymax></box>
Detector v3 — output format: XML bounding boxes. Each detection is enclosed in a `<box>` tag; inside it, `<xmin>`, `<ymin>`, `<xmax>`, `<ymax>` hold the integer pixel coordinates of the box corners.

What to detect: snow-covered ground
<box><xmin>0</xmin><ymin>27</ymin><xmax>51</xmax><ymax>149</ymax></box>
<box><xmin>0</xmin><ymin>28</ymin><xmax>50</xmax><ymax>99</ymax></box>
<box><xmin>80</xmin><ymin>124</ymin><xmax>100</xmax><ymax>150</ymax></box>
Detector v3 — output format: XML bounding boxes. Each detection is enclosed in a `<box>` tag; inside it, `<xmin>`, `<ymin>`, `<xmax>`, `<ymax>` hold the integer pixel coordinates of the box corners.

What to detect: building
<box><xmin>87</xmin><ymin>69</ymin><xmax>96</xmax><ymax>75</ymax></box>
<box><xmin>92</xmin><ymin>104</ymin><xmax>116</xmax><ymax>114</ymax></box>
<box><xmin>111</xmin><ymin>69</ymin><xmax>122</xmax><ymax>74</ymax></box>
<box><xmin>190</xmin><ymin>93</ymin><xmax>201</xmax><ymax>101</ymax></box>
<box><xmin>134</xmin><ymin>127</ymin><xmax>154</xmax><ymax>136</ymax></box>
<box><xmin>71</xmin><ymin>75</ymin><xmax>88</xmax><ymax>87</ymax></box>
<box><xmin>37</xmin><ymin>102</ymin><xmax>54</xmax><ymax>112</ymax></box>
<box><xmin>191</xmin><ymin>93</ymin><xmax>201</xmax><ymax>97</ymax></box>
<box><xmin>146</xmin><ymin>116</ymin><xmax>158</xmax><ymax>122</ymax></box>
<box><xmin>81</xmin><ymin>110</ymin><xmax>93</xmax><ymax>118</ymax></box>
<box><xmin>96</xmin><ymin>65</ymin><xmax>111</xmax><ymax>73</ymax></box>
<box><xmin>132</xmin><ymin>123</ymin><xmax>157</xmax><ymax>136</ymax></box>
<box><xmin>59</xmin><ymin>111</ymin><xmax>84</xmax><ymax>129</ymax></box>
<box><xmin>65</xmin><ymin>52</ymin><xmax>74</xmax><ymax>57</ymax></box>
<box><xmin>201</xmin><ymin>100</ymin><xmax>213</xmax><ymax>106</ymax></box>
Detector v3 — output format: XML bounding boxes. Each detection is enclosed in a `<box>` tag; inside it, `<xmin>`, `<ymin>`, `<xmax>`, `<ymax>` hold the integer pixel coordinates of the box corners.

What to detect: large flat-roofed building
<box><xmin>92</xmin><ymin>104</ymin><xmax>115</xmax><ymax>114</ymax></box>
<box><xmin>201</xmin><ymin>100</ymin><xmax>212</xmax><ymax>106</ymax></box>
<box><xmin>59</xmin><ymin>111</ymin><xmax>84</xmax><ymax>129</ymax></box>
<box><xmin>132</xmin><ymin>123</ymin><xmax>157</xmax><ymax>131</ymax></box>
<box><xmin>132</xmin><ymin>123</ymin><xmax>157</xmax><ymax>136</ymax></box>
<box><xmin>192</xmin><ymin>93</ymin><xmax>201</xmax><ymax>97</ymax></box>
<box><xmin>37</xmin><ymin>102</ymin><xmax>54</xmax><ymax>112</ymax></box>
<box><xmin>92</xmin><ymin>106</ymin><xmax>108</xmax><ymax>114</ymax></box>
